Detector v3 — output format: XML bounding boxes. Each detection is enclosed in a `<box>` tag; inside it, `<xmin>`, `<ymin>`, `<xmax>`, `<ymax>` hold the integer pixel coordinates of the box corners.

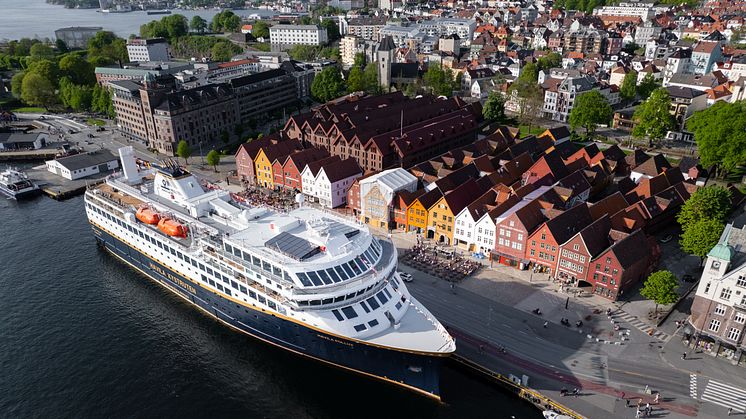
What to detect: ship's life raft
<box><xmin>136</xmin><ymin>207</ymin><xmax>161</xmax><ymax>225</ymax></box>
<box><xmin>157</xmin><ymin>218</ymin><xmax>188</xmax><ymax>238</ymax></box>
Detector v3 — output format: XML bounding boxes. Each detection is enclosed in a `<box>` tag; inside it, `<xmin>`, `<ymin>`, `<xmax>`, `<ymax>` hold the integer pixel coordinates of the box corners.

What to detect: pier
<box><xmin>25</xmin><ymin>165</ymin><xmax>110</xmax><ymax>200</ymax></box>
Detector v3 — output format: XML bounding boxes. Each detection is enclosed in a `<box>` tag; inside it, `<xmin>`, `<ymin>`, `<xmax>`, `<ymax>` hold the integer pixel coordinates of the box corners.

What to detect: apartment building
<box><xmin>127</xmin><ymin>38</ymin><xmax>170</xmax><ymax>63</ymax></box>
<box><xmin>269</xmin><ymin>25</ymin><xmax>328</xmax><ymax>52</ymax></box>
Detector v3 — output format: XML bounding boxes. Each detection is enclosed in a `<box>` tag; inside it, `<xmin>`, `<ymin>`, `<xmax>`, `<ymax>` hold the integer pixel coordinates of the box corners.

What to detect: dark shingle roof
<box><xmin>55</xmin><ymin>150</ymin><xmax>118</xmax><ymax>172</ymax></box>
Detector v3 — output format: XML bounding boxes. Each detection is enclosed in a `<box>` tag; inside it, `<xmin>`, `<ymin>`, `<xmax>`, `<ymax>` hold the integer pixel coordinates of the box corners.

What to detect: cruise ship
<box><xmin>84</xmin><ymin>147</ymin><xmax>455</xmax><ymax>399</ymax></box>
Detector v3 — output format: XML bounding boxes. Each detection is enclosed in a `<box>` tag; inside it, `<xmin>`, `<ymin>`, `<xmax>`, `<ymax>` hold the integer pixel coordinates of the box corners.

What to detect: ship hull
<box><xmin>0</xmin><ymin>184</ymin><xmax>41</xmax><ymax>200</ymax></box>
<box><xmin>90</xmin><ymin>223</ymin><xmax>446</xmax><ymax>399</ymax></box>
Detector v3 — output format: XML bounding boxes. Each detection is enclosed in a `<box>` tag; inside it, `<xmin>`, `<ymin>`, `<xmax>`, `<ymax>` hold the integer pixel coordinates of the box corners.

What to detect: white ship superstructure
<box><xmin>84</xmin><ymin>147</ymin><xmax>455</xmax><ymax>398</ymax></box>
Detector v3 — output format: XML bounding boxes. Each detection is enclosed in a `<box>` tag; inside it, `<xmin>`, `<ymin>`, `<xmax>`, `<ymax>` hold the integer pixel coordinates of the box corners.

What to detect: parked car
<box><xmin>398</xmin><ymin>272</ymin><xmax>413</xmax><ymax>282</ymax></box>
<box><xmin>659</xmin><ymin>235</ymin><xmax>673</xmax><ymax>243</ymax></box>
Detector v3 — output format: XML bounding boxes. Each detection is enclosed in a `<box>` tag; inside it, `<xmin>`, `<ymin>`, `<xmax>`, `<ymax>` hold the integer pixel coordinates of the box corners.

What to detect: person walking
<box><xmin>635</xmin><ymin>408</ymin><xmax>640</xmax><ymax>418</ymax></box>
<box><xmin>543</xmin><ymin>321</ymin><xmax>548</xmax><ymax>328</ymax></box>
<box><xmin>625</xmin><ymin>399</ymin><xmax>630</xmax><ymax>408</ymax></box>
<box><xmin>727</xmin><ymin>407</ymin><xmax>733</xmax><ymax>416</ymax></box>
<box><xmin>654</xmin><ymin>393</ymin><xmax>660</xmax><ymax>404</ymax></box>
<box><xmin>681</xmin><ymin>352</ymin><xmax>687</xmax><ymax>360</ymax></box>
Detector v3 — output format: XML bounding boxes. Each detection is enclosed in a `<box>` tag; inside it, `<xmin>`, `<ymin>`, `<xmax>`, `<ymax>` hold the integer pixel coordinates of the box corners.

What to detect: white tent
<box><xmin>359</xmin><ymin>168</ymin><xmax>418</xmax><ymax>216</ymax></box>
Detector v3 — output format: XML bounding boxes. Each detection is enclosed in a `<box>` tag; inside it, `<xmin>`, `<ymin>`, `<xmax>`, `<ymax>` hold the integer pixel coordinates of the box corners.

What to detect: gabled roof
<box><xmin>284</xmin><ymin>147</ymin><xmax>329</xmax><ymax>169</ymax></box>
<box><xmin>575</xmin><ymin>215</ymin><xmax>612</xmax><ymax>257</ymax></box>
<box><xmin>589</xmin><ymin>192</ymin><xmax>629</xmax><ymax>221</ymax></box>
<box><xmin>305</xmin><ymin>155</ymin><xmax>342</xmax><ymax>177</ymax></box>
<box><xmin>633</xmin><ymin>154</ymin><xmax>672</xmax><ymax>177</ymax></box>
<box><xmin>417</xmin><ymin>187</ymin><xmax>444</xmax><ymax>210</ymax></box>
<box><xmin>260</xmin><ymin>139</ymin><xmax>302</xmax><ymax>164</ymax></box>
<box><xmin>320</xmin><ymin>158</ymin><xmax>362</xmax><ymax>183</ymax></box>
<box><xmin>542</xmin><ymin>203</ymin><xmax>593</xmax><ymax>244</ymax></box>
<box><xmin>606</xmin><ymin>229</ymin><xmax>652</xmax><ymax>268</ymax></box>
<box><xmin>434</xmin><ymin>164</ymin><xmax>480</xmax><ymax>193</ymax></box>
<box><xmin>442</xmin><ymin>179</ymin><xmax>485</xmax><ymax>216</ymax></box>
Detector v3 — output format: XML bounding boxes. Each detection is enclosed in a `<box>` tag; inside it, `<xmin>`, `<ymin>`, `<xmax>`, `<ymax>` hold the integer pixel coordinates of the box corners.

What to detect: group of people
<box><xmin>402</xmin><ymin>243</ymin><xmax>481</xmax><ymax>282</ymax></box>
<box><xmin>234</xmin><ymin>187</ymin><xmax>299</xmax><ymax>212</ymax></box>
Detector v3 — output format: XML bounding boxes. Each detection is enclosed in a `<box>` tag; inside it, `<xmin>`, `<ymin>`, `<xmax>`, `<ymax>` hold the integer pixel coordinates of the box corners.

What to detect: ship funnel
<box><xmin>118</xmin><ymin>146</ymin><xmax>142</xmax><ymax>185</ymax></box>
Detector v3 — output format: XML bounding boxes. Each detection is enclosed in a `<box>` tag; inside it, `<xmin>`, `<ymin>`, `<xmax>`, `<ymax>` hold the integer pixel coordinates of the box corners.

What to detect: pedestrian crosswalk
<box><xmin>690</xmin><ymin>374</ymin><xmax>697</xmax><ymax>398</ymax></box>
<box><xmin>700</xmin><ymin>379</ymin><xmax>746</xmax><ymax>413</ymax></box>
<box><xmin>611</xmin><ymin>309</ymin><xmax>669</xmax><ymax>341</ymax></box>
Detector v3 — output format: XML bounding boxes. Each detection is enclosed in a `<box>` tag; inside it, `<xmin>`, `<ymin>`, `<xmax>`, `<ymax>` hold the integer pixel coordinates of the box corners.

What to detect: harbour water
<box><xmin>0</xmin><ymin>194</ymin><xmax>540</xmax><ymax>418</ymax></box>
<box><xmin>0</xmin><ymin>0</ymin><xmax>275</xmax><ymax>40</ymax></box>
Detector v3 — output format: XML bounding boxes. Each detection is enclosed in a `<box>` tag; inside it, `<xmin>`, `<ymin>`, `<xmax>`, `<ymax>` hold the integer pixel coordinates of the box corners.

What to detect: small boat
<box><xmin>136</xmin><ymin>207</ymin><xmax>161</xmax><ymax>225</ymax></box>
<box><xmin>157</xmin><ymin>218</ymin><xmax>188</xmax><ymax>238</ymax></box>
<box><xmin>147</xmin><ymin>10</ymin><xmax>171</xmax><ymax>15</ymax></box>
<box><xmin>0</xmin><ymin>168</ymin><xmax>41</xmax><ymax>200</ymax></box>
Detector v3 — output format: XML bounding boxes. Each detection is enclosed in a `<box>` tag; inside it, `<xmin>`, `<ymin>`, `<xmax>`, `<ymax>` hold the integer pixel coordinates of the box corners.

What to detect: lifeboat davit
<box><xmin>157</xmin><ymin>218</ymin><xmax>188</xmax><ymax>238</ymax></box>
<box><xmin>136</xmin><ymin>207</ymin><xmax>161</xmax><ymax>225</ymax></box>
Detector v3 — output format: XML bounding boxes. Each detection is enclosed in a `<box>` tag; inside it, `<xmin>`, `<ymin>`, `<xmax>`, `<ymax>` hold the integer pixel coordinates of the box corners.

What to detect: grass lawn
<box><xmin>87</xmin><ymin>118</ymin><xmax>106</xmax><ymax>126</ymax></box>
<box><xmin>519</xmin><ymin>125</ymin><xmax>546</xmax><ymax>137</ymax></box>
<box><xmin>11</xmin><ymin>106</ymin><xmax>45</xmax><ymax>113</ymax></box>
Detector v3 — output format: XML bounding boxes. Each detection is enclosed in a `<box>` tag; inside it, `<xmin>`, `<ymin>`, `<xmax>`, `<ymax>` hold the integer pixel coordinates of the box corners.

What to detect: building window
<box><xmin>573</xmin><ymin>244</ymin><xmax>579</xmax><ymax>251</ymax></box>
<box><xmin>704</xmin><ymin>282</ymin><xmax>711</xmax><ymax>294</ymax></box>
<box><xmin>709</xmin><ymin>319</ymin><xmax>721</xmax><ymax>332</ymax></box>
<box><xmin>737</xmin><ymin>276</ymin><xmax>746</xmax><ymax>288</ymax></box>
<box><xmin>720</xmin><ymin>288</ymin><xmax>732</xmax><ymax>301</ymax></box>
<box><xmin>727</xmin><ymin>328</ymin><xmax>741</xmax><ymax>342</ymax></box>
<box><xmin>714</xmin><ymin>304</ymin><xmax>726</xmax><ymax>316</ymax></box>
<box><xmin>735</xmin><ymin>312</ymin><xmax>746</xmax><ymax>324</ymax></box>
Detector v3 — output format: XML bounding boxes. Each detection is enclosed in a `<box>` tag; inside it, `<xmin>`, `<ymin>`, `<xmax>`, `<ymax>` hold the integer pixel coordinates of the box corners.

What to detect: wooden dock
<box><xmin>26</xmin><ymin>165</ymin><xmax>111</xmax><ymax>201</ymax></box>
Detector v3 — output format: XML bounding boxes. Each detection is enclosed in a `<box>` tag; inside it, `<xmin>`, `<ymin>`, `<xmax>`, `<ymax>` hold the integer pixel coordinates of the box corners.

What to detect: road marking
<box><xmin>700</xmin><ymin>379</ymin><xmax>746</xmax><ymax>412</ymax></box>
<box><xmin>690</xmin><ymin>374</ymin><xmax>697</xmax><ymax>399</ymax></box>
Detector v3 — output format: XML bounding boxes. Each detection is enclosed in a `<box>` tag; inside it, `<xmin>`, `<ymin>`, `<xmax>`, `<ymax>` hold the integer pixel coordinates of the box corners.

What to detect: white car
<box><xmin>398</xmin><ymin>272</ymin><xmax>413</xmax><ymax>282</ymax></box>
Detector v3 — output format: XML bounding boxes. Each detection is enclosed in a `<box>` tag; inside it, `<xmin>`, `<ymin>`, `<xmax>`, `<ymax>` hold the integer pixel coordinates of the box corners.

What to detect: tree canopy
<box><xmin>640</xmin><ymin>270</ymin><xmax>680</xmax><ymax>314</ymax></box>
<box><xmin>680</xmin><ymin>218</ymin><xmax>725</xmax><ymax>260</ymax></box>
<box><xmin>363</xmin><ymin>63</ymin><xmax>381</xmax><ymax>94</ymax></box>
<box><xmin>253</xmin><ymin>21</ymin><xmax>270</xmax><ymax>39</ymax></box>
<box><xmin>59</xmin><ymin>54</ymin><xmax>95</xmax><ymax>85</ymax></box>
<box><xmin>347</xmin><ymin>66</ymin><xmax>365</xmax><ymax>93</ymax></box>
<box><xmin>568</xmin><ymin>90</ymin><xmax>612</xmax><ymax>137</ymax></box>
<box><xmin>190</xmin><ymin>15</ymin><xmax>208</xmax><ymax>34</ymax></box>
<box><xmin>687</xmin><ymin>100</ymin><xmax>746</xmax><ymax>174</ymax></box>
<box><xmin>140</xmin><ymin>15</ymin><xmax>190</xmax><ymax>39</ymax></box>
<box><xmin>619</xmin><ymin>70</ymin><xmax>637</xmax><ymax>102</ymax></box>
<box><xmin>677</xmin><ymin>185</ymin><xmax>732</xmax><ymax>230</ymax></box>
<box><xmin>311</xmin><ymin>67</ymin><xmax>345</xmax><ymax>103</ymax></box>
<box><xmin>211</xmin><ymin>10</ymin><xmax>242</xmax><ymax>33</ymax></box>
<box><xmin>87</xmin><ymin>31</ymin><xmax>127</xmax><ymax>67</ymax></box>
<box><xmin>483</xmin><ymin>92</ymin><xmax>506</xmax><ymax>122</ymax></box>
<box><xmin>637</xmin><ymin>73</ymin><xmax>660</xmax><ymax>100</ymax></box>
<box><xmin>210</xmin><ymin>41</ymin><xmax>241</xmax><ymax>62</ymax></box>
<box><xmin>21</xmin><ymin>72</ymin><xmax>57</xmax><ymax>109</ymax></box>
<box><xmin>509</xmin><ymin>78</ymin><xmax>544</xmax><ymax>131</ymax></box>
<box><xmin>176</xmin><ymin>140</ymin><xmax>193</xmax><ymax>165</ymax></box>
<box><xmin>632</xmin><ymin>88</ymin><xmax>675</xmax><ymax>143</ymax></box>
<box><xmin>320</xmin><ymin>18</ymin><xmax>340</xmax><ymax>42</ymax></box>
<box><xmin>423</xmin><ymin>64</ymin><xmax>457</xmax><ymax>97</ymax></box>
<box><xmin>517</xmin><ymin>61</ymin><xmax>538</xmax><ymax>83</ymax></box>
<box><xmin>206</xmin><ymin>150</ymin><xmax>221</xmax><ymax>172</ymax></box>
<box><xmin>537</xmin><ymin>53</ymin><xmax>561</xmax><ymax>72</ymax></box>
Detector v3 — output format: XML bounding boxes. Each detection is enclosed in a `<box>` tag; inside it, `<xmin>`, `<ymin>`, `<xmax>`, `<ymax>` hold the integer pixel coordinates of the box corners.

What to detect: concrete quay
<box><xmin>385</xmin><ymin>231</ymin><xmax>746</xmax><ymax>419</ymax></box>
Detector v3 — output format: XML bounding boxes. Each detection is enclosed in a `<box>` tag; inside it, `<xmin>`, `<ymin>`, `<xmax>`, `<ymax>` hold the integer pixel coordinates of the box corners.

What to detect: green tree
<box><xmin>677</xmin><ymin>186</ymin><xmax>732</xmax><ymax>230</ymax></box>
<box><xmin>569</xmin><ymin>90</ymin><xmax>612</xmax><ymax>137</ymax></box>
<box><xmin>423</xmin><ymin>64</ymin><xmax>455</xmax><ymax>96</ymax></box>
<box><xmin>320</xmin><ymin>18</ymin><xmax>340</xmax><ymax>42</ymax></box>
<box><xmin>483</xmin><ymin>92</ymin><xmax>506</xmax><ymax>122</ymax></box>
<box><xmin>10</xmin><ymin>71</ymin><xmax>25</xmax><ymax>99</ymax></box>
<box><xmin>206</xmin><ymin>149</ymin><xmax>221</xmax><ymax>172</ymax></box>
<box><xmin>87</xmin><ymin>31</ymin><xmax>127</xmax><ymax>67</ymax></box>
<box><xmin>363</xmin><ymin>62</ymin><xmax>380</xmax><ymax>94</ymax></box>
<box><xmin>509</xmin><ymin>77</ymin><xmax>544</xmax><ymax>133</ymax></box>
<box><xmin>211</xmin><ymin>10</ymin><xmax>241</xmax><ymax>33</ymax></box>
<box><xmin>537</xmin><ymin>52</ymin><xmax>561</xmax><ymax>72</ymax></box>
<box><xmin>59</xmin><ymin>54</ymin><xmax>95</xmax><ymax>85</ymax></box>
<box><xmin>311</xmin><ymin>66</ymin><xmax>345</xmax><ymax>103</ymax></box>
<box><xmin>518</xmin><ymin>61</ymin><xmax>538</xmax><ymax>83</ymax></box>
<box><xmin>28</xmin><ymin>43</ymin><xmax>55</xmax><ymax>64</ymax></box>
<box><xmin>59</xmin><ymin>77</ymin><xmax>93</xmax><ymax>111</ymax></box>
<box><xmin>637</xmin><ymin>73</ymin><xmax>660</xmax><ymax>100</ymax></box>
<box><xmin>27</xmin><ymin>59</ymin><xmax>60</xmax><ymax>86</ymax></box>
<box><xmin>190</xmin><ymin>15</ymin><xmax>208</xmax><ymax>33</ymax></box>
<box><xmin>211</xmin><ymin>41</ymin><xmax>238</xmax><ymax>62</ymax></box>
<box><xmin>353</xmin><ymin>52</ymin><xmax>366</xmax><ymax>68</ymax></box>
<box><xmin>687</xmin><ymin>101</ymin><xmax>746</xmax><ymax>175</ymax></box>
<box><xmin>176</xmin><ymin>139</ymin><xmax>192</xmax><ymax>165</ymax></box>
<box><xmin>680</xmin><ymin>218</ymin><xmax>726</xmax><ymax>260</ymax></box>
<box><xmin>347</xmin><ymin>66</ymin><xmax>365</xmax><ymax>93</ymax></box>
<box><xmin>55</xmin><ymin>39</ymin><xmax>69</xmax><ymax>53</ymax></box>
<box><xmin>253</xmin><ymin>20</ymin><xmax>270</xmax><ymax>39</ymax></box>
<box><xmin>632</xmin><ymin>88</ymin><xmax>675</xmax><ymax>143</ymax></box>
<box><xmin>288</xmin><ymin>44</ymin><xmax>319</xmax><ymax>61</ymax></box>
<box><xmin>640</xmin><ymin>270</ymin><xmax>680</xmax><ymax>317</ymax></box>
<box><xmin>220</xmin><ymin>130</ymin><xmax>230</xmax><ymax>144</ymax></box>
<box><xmin>620</xmin><ymin>70</ymin><xmax>637</xmax><ymax>102</ymax></box>
<box><xmin>21</xmin><ymin>72</ymin><xmax>57</xmax><ymax>109</ymax></box>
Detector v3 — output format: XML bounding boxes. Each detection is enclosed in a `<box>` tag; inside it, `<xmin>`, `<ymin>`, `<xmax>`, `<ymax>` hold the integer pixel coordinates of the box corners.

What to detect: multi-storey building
<box><xmin>593</xmin><ymin>1</ymin><xmax>654</xmax><ymax>21</ymax></box>
<box><xmin>542</xmin><ymin>76</ymin><xmax>596</xmax><ymax>122</ymax></box>
<box><xmin>228</xmin><ymin>66</ymin><xmax>299</xmax><ymax>124</ymax></box>
<box><xmin>109</xmin><ymin>76</ymin><xmax>238</xmax><ymax>155</ymax></box>
<box><xmin>269</xmin><ymin>25</ymin><xmax>328</xmax><ymax>52</ymax></box>
<box><xmin>127</xmin><ymin>38</ymin><xmax>170</xmax><ymax>63</ymax></box>
<box><xmin>689</xmin><ymin>223</ymin><xmax>746</xmax><ymax>364</ymax></box>
<box><xmin>690</xmin><ymin>41</ymin><xmax>722</xmax><ymax>75</ymax></box>
<box><xmin>347</xmin><ymin>17</ymin><xmax>387</xmax><ymax>41</ymax></box>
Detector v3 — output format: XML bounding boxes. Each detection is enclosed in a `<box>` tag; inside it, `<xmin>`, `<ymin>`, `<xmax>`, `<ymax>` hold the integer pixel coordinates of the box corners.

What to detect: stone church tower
<box><xmin>377</xmin><ymin>36</ymin><xmax>396</xmax><ymax>90</ymax></box>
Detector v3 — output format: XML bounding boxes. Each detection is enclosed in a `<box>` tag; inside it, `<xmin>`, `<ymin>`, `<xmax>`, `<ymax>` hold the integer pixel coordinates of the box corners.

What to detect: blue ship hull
<box><xmin>90</xmin><ymin>223</ymin><xmax>445</xmax><ymax>399</ymax></box>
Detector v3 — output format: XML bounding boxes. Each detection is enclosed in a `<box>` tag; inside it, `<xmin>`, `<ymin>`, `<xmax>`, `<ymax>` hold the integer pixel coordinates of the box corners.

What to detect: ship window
<box><xmin>201</xmin><ymin>274</ymin><xmax>207</xmax><ymax>282</ymax></box>
<box><xmin>310</xmin><ymin>299</ymin><xmax>321</xmax><ymax>306</ymax></box>
<box><xmin>326</xmin><ymin>268</ymin><xmax>341</xmax><ymax>283</ymax></box>
<box><xmin>225</xmin><ymin>243</ymin><xmax>233</xmax><ymax>254</ymax></box>
<box><xmin>233</xmin><ymin>247</ymin><xmax>241</xmax><ymax>257</ymax></box>
<box><xmin>199</xmin><ymin>263</ymin><xmax>205</xmax><ymax>271</ymax></box>
<box><xmin>376</xmin><ymin>291</ymin><xmax>389</xmax><ymax>305</ymax></box>
<box><xmin>341</xmin><ymin>306</ymin><xmax>358</xmax><ymax>319</ymax></box>
<box><xmin>225</xmin><ymin>289</ymin><xmax>231</xmax><ymax>297</ymax></box>
<box><xmin>231</xmin><ymin>281</ymin><xmax>238</xmax><ymax>289</ymax></box>
<box><xmin>334</xmin><ymin>265</ymin><xmax>350</xmax><ymax>280</ymax></box>
<box><xmin>156</xmin><ymin>241</ymin><xmax>163</xmax><ymax>249</ymax></box>
<box><xmin>272</xmin><ymin>265</ymin><xmax>282</xmax><ymax>277</ymax></box>
<box><xmin>366</xmin><ymin>296</ymin><xmax>380</xmax><ymax>310</ymax></box>
<box><xmin>334</xmin><ymin>295</ymin><xmax>345</xmax><ymax>303</ymax></box>
<box><xmin>222</xmin><ymin>275</ymin><xmax>229</xmax><ymax>284</ymax></box>
<box><xmin>383</xmin><ymin>288</ymin><xmax>392</xmax><ymax>299</ymax></box>
<box><xmin>252</xmin><ymin>255</ymin><xmax>261</xmax><ymax>267</ymax></box>
<box><xmin>206</xmin><ymin>267</ymin><xmax>214</xmax><ymax>275</ymax></box>
<box><xmin>354</xmin><ymin>324</ymin><xmax>366</xmax><ymax>332</ymax></box>
<box><xmin>296</xmin><ymin>272</ymin><xmax>312</xmax><ymax>286</ymax></box>
<box><xmin>249</xmin><ymin>291</ymin><xmax>256</xmax><ymax>299</ymax></box>
<box><xmin>317</xmin><ymin>270</ymin><xmax>333</xmax><ymax>285</ymax></box>
<box><xmin>242</xmin><ymin>251</ymin><xmax>251</xmax><ymax>262</ymax></box>
<box><xmin>177</xmin><ymin>251</ymin><xmax>183</xmax><ymax>260</ymax></box>
<box><xmin>138</xmin><ymin>231</ymin><xmax>144</xmax><ymax>239</ymax></box>
<box><xmin>191</xmin><ymin>259</ymin><xmax>198</xmax><ymax>268</ymax></box>
<box><xmin>307</xmin><ymin>271</ymin><xmax>323</xmax><ymax>286</ymax></box>
<box><xmin>298</xmin><ymin>300</ymin><xmax>309</xmax><ymax>306</ymax></box>
<box><xmin>332</xmin><ymin>309</ymin><xmax>344</xmax><ymax>321</ymax></box>
<box><xmin>170</xmin><ymin>248</ymin><xmax>176</xmax><ymax>256</ymax></box>
<box><xmin>360</xmin><ymin>251</ymin><xmax>372</xmax><ymax>265</ymax></box>
<box><xmin>209</xmin><ymin>279</ymin><xmax>215</xmax><ymax>286</ymax></box>
<box><xmin>240</xmin><ymin>285</ymin><xmax>247</xmax><ymax>294</ymax></box>
<box><xmin>368</xmin><ymin>319</ymin><xmax>379</xmax><ymax>327</ymax></box>
<box><xmin>395</xmin><ymin>302</ymin><xmax>402</xmax><ymax>310</ymax></box>
<box><xmin>258</xmin><ymin>295</ymin><xmax>266</xmax><ymax>304</ymax></box>
<box><xmin>217</xmin><ymin>284</ymin><xmax>224</xmax><ymax>292</ymax></box>
<box><xmin>356</xmin><ymin>289</ymin><xmax>365</xmax><ymax>296</ymax></box>
<box><xmin>268</xmin><ymin>301</ymin><xmax>275</xmax><ymax>310</ymax></box>
<box><xmin>360</xmin><ymin>301</ymin><xmax>370</xmax><ymax>313</ymax></box>
<box><xmin>322</xmin><ymin>298</ymin><xmax>333</xmax><ymax>304</ymax></box>
<box><xmin>348</xmin><ymin>260</ymin><xmax>362</xmax><ymax>275</ymax></box>
<box><xmin>341</xmin><ymin>263</ymin><xmax>355</xmax><ymax>278</ymax></box>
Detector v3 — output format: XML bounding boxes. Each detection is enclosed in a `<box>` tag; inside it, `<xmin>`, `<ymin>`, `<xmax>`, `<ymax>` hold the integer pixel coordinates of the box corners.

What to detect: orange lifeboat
<box><xmin>157</xmin><ymin>218</ymin><xmax>188</xmax><ymax>238</ymax></box>
<box><xmin>136</xmin><ymin>207</ymin><xmax>161</xmax><ymax>225</ymax></box>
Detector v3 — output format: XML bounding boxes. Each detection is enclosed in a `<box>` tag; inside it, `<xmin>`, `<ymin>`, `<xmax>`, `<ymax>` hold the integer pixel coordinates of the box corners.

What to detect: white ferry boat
<box><xmin>0</xmin><ymin>168</ymin><xmax>40</xmax><ymax>200</ymax></box>
<box><xmin>84</xmin><ymin>147</ymin><xmax>455</xmax><ymax>399</ymax></box>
